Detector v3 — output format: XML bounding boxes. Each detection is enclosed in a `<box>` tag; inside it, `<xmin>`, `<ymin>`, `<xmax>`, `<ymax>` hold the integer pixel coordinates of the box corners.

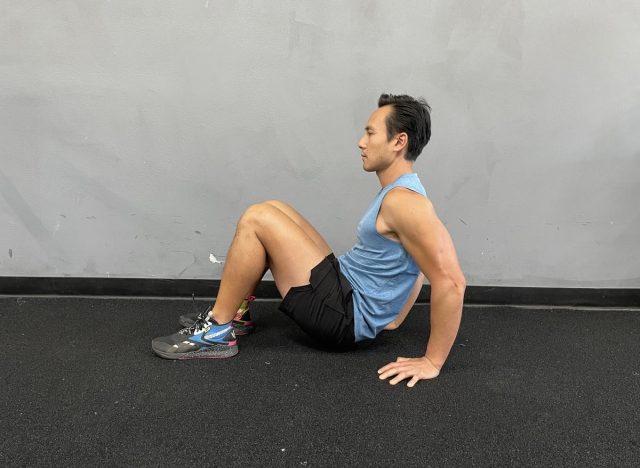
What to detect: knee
<box><xmin>263</xmin><ymin>199</ymin><xmax>285</xmax><ymax>209</ymax></box>
<box><xmin>239</xmin><ymin>202</ymin><xmax>273</xmax><ymax>227</ymax></box>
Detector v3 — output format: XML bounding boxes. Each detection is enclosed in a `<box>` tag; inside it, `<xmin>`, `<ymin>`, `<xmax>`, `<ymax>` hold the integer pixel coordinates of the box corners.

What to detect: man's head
<box><xmin>359</xmin><ymin>94</ymin><xmax>431</xmax><ymax>173</ymax></box>
<box><xmin>378</xmin><ymin>93</ymin><xmax>431</xmax><ymax>161</ymax></box>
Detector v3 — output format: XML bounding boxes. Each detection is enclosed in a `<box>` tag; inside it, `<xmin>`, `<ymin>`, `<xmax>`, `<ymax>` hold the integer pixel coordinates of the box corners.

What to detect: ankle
<box><xmin>208</xmin><ymin>310</ymin><xmax>232</xmax><ymax>325</ymax></box>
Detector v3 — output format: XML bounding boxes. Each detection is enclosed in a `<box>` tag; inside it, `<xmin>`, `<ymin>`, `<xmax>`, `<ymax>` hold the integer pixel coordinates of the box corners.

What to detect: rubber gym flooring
<box><xmin>1</xmin><ymin>296</ymin><xmax>638</xmax><ymax>467</ymax></box>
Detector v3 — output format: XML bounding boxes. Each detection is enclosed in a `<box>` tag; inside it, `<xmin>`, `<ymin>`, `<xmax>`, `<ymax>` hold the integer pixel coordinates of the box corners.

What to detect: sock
<box><xmin>235</xmin><ymin>308</ymin><xmax>251</xmax><ymax>321</ymax></box>
<box><xmin>207</xmin><ymin>296</ymin><xmax>254</xmax><ymax>323</ymax></box>
<box><xmin>236</xmin><ymin>295</ymin><xmax>255</xmax><ymax>318</ymax></box>
<box><xmin>239</xmin><ymin>295</ymin><xmax>255</xmax><ymax>311</ymax></box>
<box><xmin>206</xmin><ymin>313</ymin><xmax>232</xmax><ymax>326</ymax></box>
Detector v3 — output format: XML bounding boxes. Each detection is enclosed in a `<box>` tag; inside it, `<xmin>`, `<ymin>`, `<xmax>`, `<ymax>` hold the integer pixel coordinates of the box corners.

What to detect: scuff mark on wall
<box><xmin>8</xmin><ymin>249</ymin><xmax>13</xmax><ymax>259</ymax></box>
<box><xmin>0</xmin><ymin>168</ymin><xmax>68</xmax><ymax>260</ymax></box>
<box><xmin>174</xmin><ymin>251</ymin><xmax>197</xmax><ymax>278</ymax></box>
<box><xmin>446</xmin><ymin>176</ymin><xmax>472</xmax><ymax>201</ymax></box>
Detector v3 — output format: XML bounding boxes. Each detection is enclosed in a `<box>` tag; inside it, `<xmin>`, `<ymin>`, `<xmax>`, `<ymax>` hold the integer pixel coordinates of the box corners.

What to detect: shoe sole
<box><xmin>152</xmin><ymin>344</ymin><xmax>239</xmax><ymax>360</ymax></box>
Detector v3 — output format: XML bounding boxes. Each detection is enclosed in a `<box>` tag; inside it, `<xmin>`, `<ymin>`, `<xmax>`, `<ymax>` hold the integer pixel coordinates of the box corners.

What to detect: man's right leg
<box><xmin>152</xmin><ymin>201</ymin><xmax>332</xmax><ymax>359</ymax></box>
<box><xmin>232</xmin><ymin>201</ymin><xmax>332</xmax><ymax>331</ymax></box>
<box><xmin>209</xmin><ymin>202</ymin><xmax>331</xmax><ymax>324</ymax></box>
<box><xmin>264</xmin><ymin>200</ymin><xmax>332</xmax><ymax>257</ymax></box>
<box><xmin>178</xmin><ymin>200</ymin><xmax>331</xmax><ymax>332</ymax></box>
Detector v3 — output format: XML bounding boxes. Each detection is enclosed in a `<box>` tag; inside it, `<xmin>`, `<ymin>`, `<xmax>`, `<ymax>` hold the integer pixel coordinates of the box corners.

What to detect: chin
<box><xmin>362</xmin><ymin>161</ymin><xmax>377</xmax><ymax>173</ymax></box>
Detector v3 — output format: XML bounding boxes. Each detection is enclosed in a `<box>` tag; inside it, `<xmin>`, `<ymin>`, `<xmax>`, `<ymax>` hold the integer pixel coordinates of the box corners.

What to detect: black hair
<box><xmin>378</xmin><ymin>93</ymin><xmax>431</xmax><ymax>161</ymax></box>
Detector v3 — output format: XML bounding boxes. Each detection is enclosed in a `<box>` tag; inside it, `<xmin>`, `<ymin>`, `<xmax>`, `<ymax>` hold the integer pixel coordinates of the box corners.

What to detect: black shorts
<box><xmin>278</xmin><ymin>253</ymin><xmax>356</xmax><ymax>349</ymax></box>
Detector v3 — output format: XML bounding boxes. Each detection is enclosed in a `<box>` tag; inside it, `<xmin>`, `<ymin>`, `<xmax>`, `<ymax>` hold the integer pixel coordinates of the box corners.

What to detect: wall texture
<box><xmin>1</xmin><ymin>0</ymin><xmax>639</xmax><ymax>287</ymax></box>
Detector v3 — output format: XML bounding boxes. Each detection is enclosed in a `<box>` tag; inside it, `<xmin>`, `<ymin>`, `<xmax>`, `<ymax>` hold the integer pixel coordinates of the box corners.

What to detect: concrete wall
<box><xmin>1</xmin><ymin>0</ymin><xmax>639</xmax><ymax>287</ymax></box>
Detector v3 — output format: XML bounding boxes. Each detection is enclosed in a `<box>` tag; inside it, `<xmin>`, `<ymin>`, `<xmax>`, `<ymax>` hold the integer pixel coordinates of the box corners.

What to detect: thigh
<box><xmin>244</xmin><ymin>202</ymin><xmax>328</xmax><ymax>298</ymax></box>
<box><xmin>264</xmin><ymin>200</ymin><xmax>332</xmax><ymax>257</ymax></box>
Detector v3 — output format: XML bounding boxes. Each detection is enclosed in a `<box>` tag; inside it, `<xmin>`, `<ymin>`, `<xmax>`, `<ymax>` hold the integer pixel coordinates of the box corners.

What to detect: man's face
<box><xmin>358</xmin><ymin>105</ymin><xmax>397</xmax><ymax>173</ymax></box>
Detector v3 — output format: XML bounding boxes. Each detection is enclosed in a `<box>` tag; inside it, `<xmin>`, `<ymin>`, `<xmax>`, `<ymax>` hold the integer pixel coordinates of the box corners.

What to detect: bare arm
<box><xmin>424</xmin><ymin>280</ymin><xmax>465</xmax><ymax>368</ymax></box>
<box><xmin>377</xmin><ymin>189</ymin><xmax>465</xmax><ymax>385</ymax></box>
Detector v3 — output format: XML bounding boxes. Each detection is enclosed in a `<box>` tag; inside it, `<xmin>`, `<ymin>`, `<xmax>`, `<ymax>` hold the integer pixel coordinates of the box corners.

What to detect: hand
<box><xmin>377</xmin><ymin>356</ymin><xmax>441</xmax><ymax>387</ymax></box>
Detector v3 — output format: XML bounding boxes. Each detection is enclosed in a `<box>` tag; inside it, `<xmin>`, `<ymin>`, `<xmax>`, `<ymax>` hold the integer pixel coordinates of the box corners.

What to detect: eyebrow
<box><xmin>365</xmin><ymin>125</ymin><xmax>375</xmax><ymax>132</ymax></box>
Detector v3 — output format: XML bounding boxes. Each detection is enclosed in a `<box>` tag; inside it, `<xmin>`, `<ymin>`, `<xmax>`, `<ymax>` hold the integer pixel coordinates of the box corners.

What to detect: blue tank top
<box><xmin>338</xmin><ymin>173</ymin><xmax>427</xmax><ymax>342</ymax></box>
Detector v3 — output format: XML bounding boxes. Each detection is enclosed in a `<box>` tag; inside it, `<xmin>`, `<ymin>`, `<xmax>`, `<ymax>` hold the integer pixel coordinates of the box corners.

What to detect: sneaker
<box><xmin>152</xmin><ymin>317</ymin><xmax>238</xmax><ymax>360</ymax></box>
<box><xmin>179</xmin><ymin>295</ymin><xmax>256</xmax><ymax>335</ymax></box>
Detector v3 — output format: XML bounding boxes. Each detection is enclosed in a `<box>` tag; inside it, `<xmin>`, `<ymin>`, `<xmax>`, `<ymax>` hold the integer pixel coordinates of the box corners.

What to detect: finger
<box><xmin>407</xmin><ymin>376</ymin><xmax>420</xmax><ymax>388</ymax></box>
<box><xmin>377</xmin><ymin>361</ymin><xmax>404</xmax><ymax>374</ymax></box>
<box><xmin>396</xmin><ymin>357</ymin><xmax>409</xmax><ymax>362</ymax></box>
<box><xmin>389</xmin><ymin>370</ymin><xmax>413</xmax><ymax>385</ymax></box>
<box><xmin>378</xmin><ymin>368</ymin><xmax>399</xmax><ymax>380</ymax></box>
<box><xmin>389</xmin><ymin>372</ymin><xmax>408</xmax><ymax>385</ymax></box>
<box><xmin>379</xmin><ymin>365</ymin><xmax>411</xmax><ymax>380</ymax></box>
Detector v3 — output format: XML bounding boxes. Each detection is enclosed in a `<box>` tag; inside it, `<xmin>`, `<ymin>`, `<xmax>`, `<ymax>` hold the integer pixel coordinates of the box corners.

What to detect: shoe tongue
<box><xmin>196</xmin><ymin>315</ymin><xmax>215</xmax><ymax>329</ymax></box>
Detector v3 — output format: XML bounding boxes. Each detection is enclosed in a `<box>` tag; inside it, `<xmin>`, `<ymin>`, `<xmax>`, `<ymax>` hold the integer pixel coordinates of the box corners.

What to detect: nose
<box><xmin>358</xmin><ymin>134</ymin><xmax>366</xmax><ymax>150</ymax></box>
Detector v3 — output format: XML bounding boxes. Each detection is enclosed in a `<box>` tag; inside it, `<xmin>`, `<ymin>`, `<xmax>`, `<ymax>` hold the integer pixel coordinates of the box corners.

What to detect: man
<box><xmin>152</xmin><ymin>94</ymin><xmax>466</xmax><ymax>387</ymax></box>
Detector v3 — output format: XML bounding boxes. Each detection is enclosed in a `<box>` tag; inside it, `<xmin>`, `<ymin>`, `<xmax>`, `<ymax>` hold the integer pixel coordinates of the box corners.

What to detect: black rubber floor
<box><xmin>1</xmin><ymin>296</ymin><xmax>639</xmax><ymax>467</ymax></box>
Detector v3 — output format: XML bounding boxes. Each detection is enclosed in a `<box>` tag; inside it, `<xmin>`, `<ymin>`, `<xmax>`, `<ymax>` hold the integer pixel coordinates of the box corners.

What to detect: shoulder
<box><xmin>381</xmin><ymin>187</ymin><xmax>437</xmax><ymax>232</ymax></box>
<box><xmin>383</xmin><ymin>187</ymin><xmax>434</xmax><ymax>215</ymax></box>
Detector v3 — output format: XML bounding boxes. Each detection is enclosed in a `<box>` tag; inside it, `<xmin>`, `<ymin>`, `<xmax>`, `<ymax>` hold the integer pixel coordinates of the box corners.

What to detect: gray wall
<box><xmin>1</xmin><ymin>0</ymin><xmax>639</xmax><ymax>287</ymax></box>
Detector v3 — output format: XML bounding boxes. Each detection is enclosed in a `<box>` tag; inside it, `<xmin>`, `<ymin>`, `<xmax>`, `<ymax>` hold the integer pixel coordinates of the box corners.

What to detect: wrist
<box><xmin>424</xmin><ymin>355</ymin><xmax>443</xmax><ymax>371</ymax></box>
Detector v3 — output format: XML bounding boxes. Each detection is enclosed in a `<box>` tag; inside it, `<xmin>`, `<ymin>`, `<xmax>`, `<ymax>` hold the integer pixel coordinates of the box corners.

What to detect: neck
<box><xmin>376</xmin><ymin>159</ymin><xmax>414</xmax><ymax>188</ymax></box>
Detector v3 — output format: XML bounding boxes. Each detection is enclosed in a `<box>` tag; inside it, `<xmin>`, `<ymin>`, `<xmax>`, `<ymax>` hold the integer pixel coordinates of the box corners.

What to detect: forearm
<box><xmin>425</xmin><ymin>282</ymin><xmax>464</xmax><ymax>369</ymax></box>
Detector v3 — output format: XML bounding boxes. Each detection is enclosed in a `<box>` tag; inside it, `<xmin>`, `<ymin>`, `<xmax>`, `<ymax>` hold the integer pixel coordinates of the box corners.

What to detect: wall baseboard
<box><xmin>1</xmin><ymin>277</ymin><xmax>639</xmax><ymax>307</ymax></box>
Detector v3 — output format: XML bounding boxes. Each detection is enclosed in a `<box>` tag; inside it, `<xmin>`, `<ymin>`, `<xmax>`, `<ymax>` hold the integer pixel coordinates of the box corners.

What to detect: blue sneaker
<box><xmin>179</xmin><ymin>295</ymin><xmax>256</xmax><ymax>335</ymax></box>
<box><xmin>152</xmin><ymin>317</ymin><xmax>238</xmax><ymax>360</ymax></box>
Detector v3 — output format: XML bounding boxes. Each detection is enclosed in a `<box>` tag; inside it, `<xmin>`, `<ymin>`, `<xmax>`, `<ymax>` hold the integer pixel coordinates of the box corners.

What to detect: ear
<box><xmin>393</xmin><ymin>132</ymin><xmax>408</xmax><ymax>154</ymax></box>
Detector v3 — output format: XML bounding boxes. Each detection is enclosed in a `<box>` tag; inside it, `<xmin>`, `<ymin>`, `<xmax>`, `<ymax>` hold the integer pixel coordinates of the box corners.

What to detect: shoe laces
<box><xmin>191</xmin><ymin>293</ymin><xmax>212</xmax><ymax>319</ymax></box>
<box><xmin>182</xmin><ymin>293</ymin><xmax>212</xmax><ymax>335</ymax></box>
<box><xmin>179</xmin><ymin>315</ymin><xmax>210</xmax><ymax>336</ymax></box>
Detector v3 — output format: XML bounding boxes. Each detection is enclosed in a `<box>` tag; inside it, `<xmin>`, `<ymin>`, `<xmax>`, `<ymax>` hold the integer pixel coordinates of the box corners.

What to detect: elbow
<box><xmin>384</xmin><ymin>321</ymin><xmax>398</xmax><ymax>331</ymax></box>
<box><xmin>453</xmin><ymin>276</ymin><xmax>466</xmax><ymax>299</ymax></box>
<box><xmin>433</xmin><ymin>274</ymin><xmax>466</xmax><ymax>297</ymax></box>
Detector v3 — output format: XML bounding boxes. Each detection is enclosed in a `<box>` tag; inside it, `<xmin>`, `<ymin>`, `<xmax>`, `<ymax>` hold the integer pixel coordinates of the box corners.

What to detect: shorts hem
<box><xmin>278</xmin><ymin>253</ymin><xmax>355</xmax><ymax>347</ymax></box>
<box><xmin>280</xmin><ymin>284</ymin><xmax>313</xmax><ymax>313</ymax></box>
